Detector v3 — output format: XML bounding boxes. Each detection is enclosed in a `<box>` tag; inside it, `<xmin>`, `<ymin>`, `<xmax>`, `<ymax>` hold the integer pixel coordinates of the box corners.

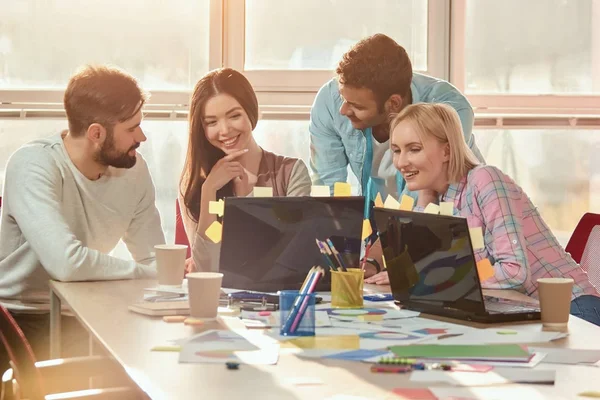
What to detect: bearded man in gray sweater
<box><xmin>0</xmin><ymin>65</ymin><xmax>165</xmax><ymax>371</ymax></box>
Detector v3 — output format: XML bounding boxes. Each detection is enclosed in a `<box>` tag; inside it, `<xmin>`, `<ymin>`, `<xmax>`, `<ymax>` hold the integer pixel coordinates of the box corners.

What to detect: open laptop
<box><xmin>373</xmin><ymin>208</ymin><xmax>540</xmax><ymax>323</ymax></box>
<box><xmin>219</xmin><ymin>197</ymin><xmax>364</xmax><ymax>292</ymax></box>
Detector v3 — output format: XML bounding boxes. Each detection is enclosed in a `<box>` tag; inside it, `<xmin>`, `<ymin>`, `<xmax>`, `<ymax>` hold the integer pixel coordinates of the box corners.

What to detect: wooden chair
<box><xmin>0</xmin><ymin>305</ymin><xmax>142</xmax><ymax>400</ymax></box>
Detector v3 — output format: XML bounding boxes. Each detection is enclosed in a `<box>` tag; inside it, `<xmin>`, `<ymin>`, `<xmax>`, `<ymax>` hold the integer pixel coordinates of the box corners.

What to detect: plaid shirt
<box><xmin>441</xmin><ymin>165</ymin><xmax>599</xmax><ymax>299</ymax></box>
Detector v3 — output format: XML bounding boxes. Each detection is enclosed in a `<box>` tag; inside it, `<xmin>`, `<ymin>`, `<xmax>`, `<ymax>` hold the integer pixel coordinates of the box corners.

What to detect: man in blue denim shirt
<box><xmin>309</xmin><ymin>34</ymin><xmax>484</xmax><ymax>205</ymax></box>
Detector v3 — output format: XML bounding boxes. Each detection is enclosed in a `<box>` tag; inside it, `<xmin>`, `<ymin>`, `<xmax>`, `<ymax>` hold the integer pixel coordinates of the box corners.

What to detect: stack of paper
<box><xmin>388</xmin><ymin>344</ymin><xmax>533</xmax><ymax>363</ymax></box>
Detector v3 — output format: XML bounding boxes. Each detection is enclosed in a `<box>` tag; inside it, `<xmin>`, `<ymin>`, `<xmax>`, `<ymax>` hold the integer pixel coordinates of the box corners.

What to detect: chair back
<box><xmin>175</xmin><ymin>199</ymin><xmax>191</xmax><ymax>258</ymax></box>
<box><xmin>566</xmin><ymin>213</ymin><xmax>600</xmax><ymax>289</ymax></box>
<box><xmin>0</xmin><ymin>305</ymin><xmax>45</xmax><ymax>400</ymax></box>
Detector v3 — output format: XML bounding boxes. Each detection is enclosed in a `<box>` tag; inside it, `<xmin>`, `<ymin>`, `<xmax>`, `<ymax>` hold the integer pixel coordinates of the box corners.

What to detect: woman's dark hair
<box><xmin>180</xmin><ymin>68</ymin><xmax>259</xmax><ymax>222</ymax></box>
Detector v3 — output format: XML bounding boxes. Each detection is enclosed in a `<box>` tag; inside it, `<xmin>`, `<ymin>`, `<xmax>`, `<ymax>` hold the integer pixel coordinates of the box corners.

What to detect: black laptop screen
<box><xmin>219</xmin><ymin>197</ymin><xmax>364</xmax><ymax>291</ymax></box>
<box><xmin>373</xmin><ymin>209</ymin><xmax>486</xmax><ymax>314</ymax></box>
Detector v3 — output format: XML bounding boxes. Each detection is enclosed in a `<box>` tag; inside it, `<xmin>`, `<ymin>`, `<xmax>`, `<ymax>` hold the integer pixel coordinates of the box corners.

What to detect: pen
<box><xmin>326</xmin><ymin>238</ymin><xmax>347</xmax><ymax>272</ymax></box>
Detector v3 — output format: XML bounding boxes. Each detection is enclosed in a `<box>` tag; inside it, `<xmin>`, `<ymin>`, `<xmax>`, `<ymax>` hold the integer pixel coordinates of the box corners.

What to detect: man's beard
<box><xmin>95</xmin><ymin>129</ymin><xmax>139</xmax><ymax>169</ymax></box>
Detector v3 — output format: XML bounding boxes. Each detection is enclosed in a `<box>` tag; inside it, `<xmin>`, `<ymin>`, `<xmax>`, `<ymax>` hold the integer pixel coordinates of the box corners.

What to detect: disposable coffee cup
<box><xmin>537</xmin><ymin>277</ymin><xmax>574</xmax><ymax>329</ymax></box>
<box><xmin>187</xmin><ymin>272</ymin><xmax>224</xmax><ymax>319</ymax></box>
<box><xmin>155</xmin><ymin>244</ymin><xmax>188</xmax><ymax>287</ymax></box>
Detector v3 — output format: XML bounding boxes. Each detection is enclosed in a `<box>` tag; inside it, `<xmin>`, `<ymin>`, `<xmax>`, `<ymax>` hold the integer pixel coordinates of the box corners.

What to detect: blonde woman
<box><xmin>365</xmin><ymin>103</ymin><xmax>600</xmax><ymax>326</ymax></box>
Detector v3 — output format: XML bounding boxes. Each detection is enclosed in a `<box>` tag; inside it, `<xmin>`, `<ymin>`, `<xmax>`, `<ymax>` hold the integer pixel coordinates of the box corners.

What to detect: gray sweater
<box><xmin>0</xmin><ymin>135</ymin><xmax>165</xmax><ymax>311</ymax></box>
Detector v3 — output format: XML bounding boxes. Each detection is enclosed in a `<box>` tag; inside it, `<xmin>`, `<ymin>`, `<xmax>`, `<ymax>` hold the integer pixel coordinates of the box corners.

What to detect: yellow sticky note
<box><xmin>310</xmin><ymin>185</ymin><xmax>330</xmax><ymax>197</ymax></box>
<box><xmin>205</xmin><ymin>221</ymin><xmax>223</xmax><ymax>244</ymax></box>
<box><xmin>469</xmin><ymin>227</ymin><xmax>485</xmax><ymax>250</ymax></box>
<box><xmin>476</xmin><ymin>258</ymin><xmax>494</xmax><ymax>281</ymax></box>
<box><xmin>281</xmin><ymin>335</ymin><xmax>359</xmax><ymax>350</ymax></box>
<box><xmin>333</xmin><ymin>182</ymin><xmax>352</xmax><ymax>197</ymax></box>
<box><xmin>579</xmin><ymin>392</ymin><xmax>600</xmax><ymax>398</ymax></box>
<box><xmin>383</xmin><ymin>195</ymin><xmax>400</xmax><ymax>210</ymax></box>
<box><xmin>208</xmin><ymin>199</ymin><xmax>224</xmax><ymax>217</ymax></box>
<box><xmin>374</xmin><ymin>192</ymin><xmax>384</xmax><ymax>208</ymax></box>
<box><xmin>358</xmin><ymin>314</ymin><xmax>384</xmax><ymax>322</ymax></box>
<box><xmin>253</xmin><ymin>187</ymin><xmax>273</xmax><ymax>197</ymax></box>
<box><xmin>362</xmin><ymin>219</ymin><xmax>372</xmax><ymax>241</ymax></box>
<box><xmin>423</xmin><ymin>203</ymin><xmax>440</xmax><ymax>214</ymax></box>
<box><xmin>151</xmin><ymin>345</ymin><xmax>181</xmax><ymax>352</ymax></box>
<box><xmin>399</xmin><ymin>195</ymin><xmax>415</xmax><ymax>211</ymax></box>
<box><xmin>440</xmin><ymin>202</ymin><xmax>454</xmax><ymax>216</ymax></box>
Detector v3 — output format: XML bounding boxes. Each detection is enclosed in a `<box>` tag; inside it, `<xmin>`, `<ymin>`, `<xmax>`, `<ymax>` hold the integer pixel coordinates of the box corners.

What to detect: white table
<box><xmin>49</xmin><ymin>279</ymin><xmax>600</xmax><ymax>400</ymax></box>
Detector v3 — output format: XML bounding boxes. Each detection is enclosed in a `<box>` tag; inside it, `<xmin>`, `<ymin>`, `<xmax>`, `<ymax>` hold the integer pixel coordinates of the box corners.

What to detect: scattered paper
<box><xmin>374</xmin><ymin>192</ymin><xmax>384</xmax><ymax>208</ymax></box>
<box><xmin>333</xmin><ymin>182</ymin><xmax>352</xmax><ymax>197</ymax></box>
<box><xmin>392</xmin><ymin>388</ymin><xmax>437</xmax><ymax>400</ymax></box>
<box><xmin>476</xmin><ymin>258</ymin><xmax>495</xmax><ymax>281</ymax></box>
<box><xmin>208</xmin><ymin>199</ymin><xmax>224</xmax><ymax>217</ymax></box>
<box><xmin>439</xmin><ymin>330</ymin><xmax>567</xmax><ymax>345</ymax></box>
<box><xmin>383</xmin><ymin>195</ymin><xmax>400</xmax><ymax>210</ymax></box>
<box><xmin>310</xmin><ymin>185</ymin><xmax>330</xmax><ymax>197</ymax></box>
<box><xmin>178</xmin><ymin>330</ymin><xmax>279</xmax><ymax>365</ymax></box>
<box><xmin>280</xmin><ymin>335</ymin><xmax>360</xmax><ymax>350</ymax></box>
<box><xmin>282</xmin><ymin>377</ymin><xmax>324</xmax><ymax>386</ymax></box>
<box><xmin>430</xmin><ymin>387</ymin><xmax>555</xmax><ymax>400</ymax></box>
<box><xmin>423</xmin><ymin>203</ymin><xmax>440</xmax><ymax>214</ymax></box>
<box><xmin>439</xmin><ymin>201</ymin><xmax>454</xmax><ymax>216</ymax></box>
<box><xmin>253</xmin><ymin>187</ymin><xmax>273</xmax><ymax>197</ymax></box>
<box><xmin>240</xmin><ymin>310</ymin><xmax>331</xmax><ymax>328</ymax></box>
<box><xmin>361</xmin><ymin>219</ymin><xmax>372</xmax><ymax>240</ymax></box>
<box><xmin>469</xmin><ymin>226</ymin><xmax>485</xmax><ymax>250</ymax></box>
<box><xmin>205</xmin><ymin>221</ymin><xmax>223</xmax><ymax>243</ymax></box>
<box><xmin>529</xmin><ymin>347</ymin><xmax>600</xmax><ymax>365</ymax></box>
<box><xmin>399</xmin><ymin>195</ymin><xmax>415</xmax><ymax>211</ymax></box>
<box><xmin>410</xmin><ymin>368</ymin><xmax>556</xmax><ymax>386</ymax></box>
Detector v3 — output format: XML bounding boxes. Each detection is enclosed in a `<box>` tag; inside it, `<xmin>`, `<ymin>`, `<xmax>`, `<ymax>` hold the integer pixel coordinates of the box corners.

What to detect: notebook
<box><xmin>219</xmin><ymin>197</ymin><xmax>364</xmax><ymax>291</ymax></box>
<box><xmin>373</xmin><ymin>208</ymin><xmax>540</xmax><ymax>323</ymax></box>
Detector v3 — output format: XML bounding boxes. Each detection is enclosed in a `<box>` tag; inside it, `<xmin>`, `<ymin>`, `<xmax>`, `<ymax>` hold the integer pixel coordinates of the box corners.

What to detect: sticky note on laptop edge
<box><xmin>205</xmin><ymin>220</ymin><xmax>223</xmax><ymax>243</ymax></box>
<box><xmin>310</xmin><ymin>185</ymin><xmax>330</xmax><ymax>197</ymax></box>
<box><xmin>333</xmin><ymin>182</ymin><xmax>352</xmax><ymax>197</ymax></box>
<box><xmin>476</xmin><ymin>258</ymin><xmax>494</xmax><ymax>281</ymax></box>
<box><xmin>253</xmin><ymin>187</ymin><xmax>273</xmax><ymax>197</ymax></box>
<box><xmin>362</xmin><ymin>219</ymin><xmax>372</xmax><ymax>241</ymax></box>
<box><xmin>208</xmin><ymin>199</ymin><xmax>224</xmax><ymax>217</ymax></box>
<box><xmin>383</xmin><ymin>195</ymin><xmax>400</xmax><ymax>210</ymax></box>
<box><xmin>439</xmin><ymin>201</ymin><xmax>454</xmax><ymax>216</ymax></box>
<box><xmin>469</xmin><ymin>227</ymin><xmax>485</xmax><ymax>250</ymax></box>
<box><xmin>399</xmin><ymin>195</ymin><xmax>415</xmax><ymax>211</ymax></box>
<box><xmin>423</xmin><ymin>203</ymin><xmax>439</xmax><ymax>214</ymax></box>
<box><xmin>374</xmin><ymin>192</ymin><xmax>384</xmax><ymax>208</ymax></box>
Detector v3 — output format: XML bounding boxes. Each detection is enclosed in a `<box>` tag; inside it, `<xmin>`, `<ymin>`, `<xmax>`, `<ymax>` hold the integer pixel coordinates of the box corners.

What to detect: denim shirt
<box><xmin>309</xmin><ymin>73</ymin><xmax>485</xmax><ymax>212</ymax></box>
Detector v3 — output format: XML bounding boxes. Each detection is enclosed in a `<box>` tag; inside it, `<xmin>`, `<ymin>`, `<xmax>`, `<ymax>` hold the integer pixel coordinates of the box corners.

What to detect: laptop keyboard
<box><xmin>483</xmin><ymin>296</ymin><xmax>540</xmax><ymax>313</ymax></box>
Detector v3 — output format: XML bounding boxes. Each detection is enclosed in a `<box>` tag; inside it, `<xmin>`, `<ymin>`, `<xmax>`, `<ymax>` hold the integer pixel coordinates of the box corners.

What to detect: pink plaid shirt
<box><xmin>442</xmin><ymin>165</ymin><xmax>599</xmax><ymax>299</ymax></box>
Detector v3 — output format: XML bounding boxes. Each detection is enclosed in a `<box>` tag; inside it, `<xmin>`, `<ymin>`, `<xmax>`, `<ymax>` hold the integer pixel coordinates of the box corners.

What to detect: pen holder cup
<box><xmin>279</xmin><ymin>290</ymin><xmax>316</xmax><ymax>337</ymax></box>
<box><xmin>331</xmin><ymin>268</ymin><xmax>364</xmax><ymax>309</ymax></box>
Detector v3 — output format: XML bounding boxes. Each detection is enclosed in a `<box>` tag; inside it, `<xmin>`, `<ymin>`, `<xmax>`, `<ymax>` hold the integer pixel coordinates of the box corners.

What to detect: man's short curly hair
<box><xmin>336</xmin><ymin>33</ymin><xmax>412</xmax><ymax>111</ymax></box>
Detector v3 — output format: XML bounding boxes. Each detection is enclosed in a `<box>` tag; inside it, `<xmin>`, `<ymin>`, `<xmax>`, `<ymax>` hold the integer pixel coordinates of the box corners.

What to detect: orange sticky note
<box><xmin>440</xmin><ymin>201</ymin><xmax>454</xmax><ymax>216</ymax></box>
<box><xmin>383</xmin><ymin>195</ymin><xmax>400</xmax><ymax>210</ymax></box>
<box><xmin>469</xmin><ymin>227</ymin><xmax>485</xmax><ymax>250</ymax></box>
<box><xmin>253</xmin><ymin>187</ymin><xmax>273</xmax><ymax>197</ymax></box>
<box><xmin>333</xmin><ymin>182</ymin><xmax>352</xmax><ymax>197</ymax></box>
<box><xmin>310</xmin><ymin>185</ymin><xmax>330</xmax><ymax>197</ymax></box>
<box><xmin>476</xmin><ymin>258</ymin><xmax>495</xmax><ymax>281</ymax></box>
<box><xmin>374</xmin><ymin>192</ymin><xmax>384</xmax><ymax>208</ymax></box>
<box><xmin>208</xmin><ymin>199</ymin><xmax>224</xmax><ymax>217</ymax></box>
<box><xmin>423</xmin><ymin>203</ymin><xmax>440</xmax><ymax>214</ymax></box>
<box><xmin>163</xmin><ymin>315</ymin><xmax>186</xmax><ymax>323</ymax></box>
<box><xmin>362</xmin><ymin>219</ymin><xmax>372</xmax><ymax>241</ymax></box>
<box><xmin>399</xmin><ymin>195</ymin><xmax>415</xmax><ymax>211</ymax></box>
<box><xmin>205</xmin><ymin>221</ymin><xmax>223</xmax><ymax>243</ymax></box>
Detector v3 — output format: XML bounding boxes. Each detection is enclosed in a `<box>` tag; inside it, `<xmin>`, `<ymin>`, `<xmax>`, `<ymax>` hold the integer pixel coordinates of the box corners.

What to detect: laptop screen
<box><xmin>219</xmin><ymin>197</ymin><xmax>364</xmax><ymax>292</ymax></box>
<box><xmin>373</xmin><ymin>209</ymin><xmax>486</xmax><ymax>314</ymax></box>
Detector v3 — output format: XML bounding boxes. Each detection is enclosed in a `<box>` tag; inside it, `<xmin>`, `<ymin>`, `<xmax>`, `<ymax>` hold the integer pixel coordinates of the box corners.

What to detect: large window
<box><xmin>245</xmin><ymin>0</ymin><xmax>428</xmax><ymax>71</ymax></box>
<box><xmin>465</xmin><ymin>0</ymin><xmax>599</xmax><ymax>95</ymax></box>
<box><xmin>2</xmin><ymin>0</ymin><xmax>600</xmax><ymax>250</ymax></box>
<box><xmin>0</xmin><ymin>0</ymin><xmax>210</xmax><ymax>90</ymax></box>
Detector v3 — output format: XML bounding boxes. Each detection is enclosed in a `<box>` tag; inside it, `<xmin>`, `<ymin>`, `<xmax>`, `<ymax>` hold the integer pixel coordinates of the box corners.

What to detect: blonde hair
<box><xmin>390</xmin><ymin>103</ymin><xmax>479</xmax><ymax>183</ymax></box>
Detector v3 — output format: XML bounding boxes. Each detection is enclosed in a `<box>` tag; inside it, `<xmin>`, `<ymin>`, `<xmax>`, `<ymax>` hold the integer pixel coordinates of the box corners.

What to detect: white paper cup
<box><xmin>187</xmin><ymin>272</ymin><xmax>224</xmax><ymax>319</ymax></box>
<box><xmin>155</xmin><ymin>244</ymin><xmax>187</xmax><ymax>287</ymax></box>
